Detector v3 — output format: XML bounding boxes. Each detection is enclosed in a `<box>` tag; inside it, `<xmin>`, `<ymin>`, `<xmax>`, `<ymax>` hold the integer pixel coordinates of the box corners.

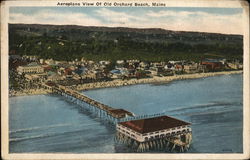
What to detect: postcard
<box><xmin>1</xmin><ymin>0</ymin><xmax>249</xmax><ymax>159</ymax></box>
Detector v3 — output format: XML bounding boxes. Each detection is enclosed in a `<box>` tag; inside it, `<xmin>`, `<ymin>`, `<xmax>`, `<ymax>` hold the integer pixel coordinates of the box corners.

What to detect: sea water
<box><xmin>9</xmin><ymin>74</ymin><xmax>243</xmax><ymax>153</ymax></box>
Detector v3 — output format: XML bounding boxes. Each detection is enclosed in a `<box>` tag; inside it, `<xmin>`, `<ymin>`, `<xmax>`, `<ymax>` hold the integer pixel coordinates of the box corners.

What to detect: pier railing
<box><xmin>41</xmin><ymin>83</ymin><xmax>135</xmax><ymax>124</ymax></box>
<box><xmin>118</xmin><ymin>112</ymin><xmax>166</xmax><ymax>122</ymax></box>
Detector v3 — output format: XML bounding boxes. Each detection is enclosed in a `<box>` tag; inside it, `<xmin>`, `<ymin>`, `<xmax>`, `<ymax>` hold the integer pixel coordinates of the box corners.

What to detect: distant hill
<box><xmin>9</xmin><ymin>23</ymin><xmax>243</xmax><ymax>62</ymax></box>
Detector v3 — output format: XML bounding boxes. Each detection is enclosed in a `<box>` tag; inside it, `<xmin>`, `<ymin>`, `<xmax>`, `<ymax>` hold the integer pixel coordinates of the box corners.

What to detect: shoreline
<box><xmin>9</xmin><ymin>89</ymin><xmax>52</xmax><ymax>97</ymax></box>
<box><xmin>74</xmin><ymin>70</ymin><xmax>243</xmax><ymax>91</ymax></box>
<box><xmin>9</xmin><ymin>70</ymin><xmax>243</xmax><ymax>97</ymax></box>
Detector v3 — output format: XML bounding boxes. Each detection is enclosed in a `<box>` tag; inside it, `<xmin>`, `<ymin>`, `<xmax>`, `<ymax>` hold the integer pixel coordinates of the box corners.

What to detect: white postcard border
<box><xmin>1</xmin><ymin>0</ymin><xmax>249</xmax><ymax>159</ymax></box>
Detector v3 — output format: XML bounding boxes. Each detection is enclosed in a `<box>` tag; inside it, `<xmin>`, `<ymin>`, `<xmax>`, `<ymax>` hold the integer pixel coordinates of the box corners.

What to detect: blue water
<box><xmin>9</xmin><ymin>74</ymin><xmax>243</xmax><ymax>153</ymax></box>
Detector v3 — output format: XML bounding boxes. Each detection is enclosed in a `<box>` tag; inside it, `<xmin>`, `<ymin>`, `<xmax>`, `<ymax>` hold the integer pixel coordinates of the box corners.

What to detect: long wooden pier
<box><xmin>42</xmin><ymin>82</ymin><xmax>135</xmax><ymax>124</ymax></box>
<box><xmin>42</xmin><ymin>82</ymin><xmax>169</xmax><ymax>124</ymax></box>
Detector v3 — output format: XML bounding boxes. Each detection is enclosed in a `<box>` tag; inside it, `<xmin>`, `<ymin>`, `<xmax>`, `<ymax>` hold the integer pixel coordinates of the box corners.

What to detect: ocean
<box><xmin>9</xmin><ymin>74</ymin><xmax>243</xmax><ymax>153</ymax></box>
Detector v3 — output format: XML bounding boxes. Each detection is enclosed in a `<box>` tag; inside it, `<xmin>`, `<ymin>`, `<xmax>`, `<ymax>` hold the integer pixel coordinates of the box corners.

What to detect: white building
<box><xmin>116</xmin><ymin>60</ymin><xmax>125</xmax><ymax>64</ymax></box>
<box><xmin>47</xmin><ymin>74</ymin><xmax>65</xmax><ymax>81</ymax></box>
<box><xmin>227</xmin><ymin>62</ymin><xmax>243</xmax><ymax>70</ymax></box>
<box><xmin>183</xmin><ymin>64</ymin><xmax>198</xmax><ymax>73</ymax></box>
<box><xmin>17</xmin><ymin>63</ymin><xmax>44</xmax><ymax>74</ymax></box>
<box><xmin>39</xmin><ymin>59</ymin><xmax>44</xmax><ymax>64</ymax></box>
<box><xmin>99</xmin><ymin>60</ymin><xmax>111</xmax><ymax>65</ymax></box>
<box><xmin>44</xmin><ymin>59</ymin><xmax>55</xmax><ymax>65</ymax></box>
<box><xmin>117</xmin><ymin>116</ymin><xmax>191</xmax><ymax>142</ymax></box>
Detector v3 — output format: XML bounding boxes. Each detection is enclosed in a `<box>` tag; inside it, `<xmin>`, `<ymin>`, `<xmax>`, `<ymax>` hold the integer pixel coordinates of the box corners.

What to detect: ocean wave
<box><xmin>9</xmin><ymin>123</ymin><xmax>73</xmax><ymax>134</ymax></box>
<box><xmin>9</xmin><ymin>122</ymin><xmax>103</xmax><ymax>142</ymax></box>
<box><xmin>9</xmin><ymin>133</ymin><xmax>56</xmax><ymax>142</ymax></box>
<box><xmin>10</xmin><ymin>122</ymin><xmax>101</xmax><ymax>134</ymax></box>
<box><xmin>165</xmin><ymin>101</ymin><xmax>239</xmax><ymax>113</ymax></box>
<box><xmin>173</xmin><ymin>108</ymin><xmax>241</xmax><ymax>117</ymax></box>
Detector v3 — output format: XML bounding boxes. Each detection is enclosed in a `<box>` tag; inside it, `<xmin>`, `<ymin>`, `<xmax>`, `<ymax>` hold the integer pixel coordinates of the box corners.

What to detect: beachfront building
<box><xmin>201</xmin><ymin>59</ymin><xmax>223</xmax><ymax>71</ymax></box>
<box><xmin>17</xmin><ymin>62</ymin><xmax>44</xmax><ymax>74</ymax></box>
<box><xmin>227</xmin><ymin>62</ymin><xmax>243</xmax><ymax>70</ymax></box>
<box><xmin>183</xmin><ymin>63</ymin><xmax>198</xmax><ymax>73</ymax></box>
<box><xmin>138</xmin><ymin>61</ymin><xmax>149</xmax><ymax>70</ymax></box>
<box><xmin>110</xmin><ymin>69</ymin><xmax>123</xmax><ymax>79</ymax></box>
<box><xmin>25</xmin><ymin>73</ymin><xmax>47</xmax><ymax>82</ymax></box>
<box><xmin>117</xmin><ymin>116</ymin><xmax>191</xmax><ymax>142</ymax></box>
<box><xmin>47</xmin><ymin>73</ymin><xmax>65</xmax><ymax>82</ymax></box>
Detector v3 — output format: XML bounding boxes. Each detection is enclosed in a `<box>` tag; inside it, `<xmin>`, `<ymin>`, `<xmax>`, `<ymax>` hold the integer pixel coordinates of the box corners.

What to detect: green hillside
<box><xmin>9</xmin><ymin>24</ymin><xmax>243</xmax><ymax>62</ymax></box>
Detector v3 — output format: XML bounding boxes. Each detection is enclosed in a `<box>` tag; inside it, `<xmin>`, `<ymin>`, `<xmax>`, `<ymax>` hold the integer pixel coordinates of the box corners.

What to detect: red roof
<box><xmin>43</xmin><ymin>66</ymin><xmax>52</xmax><ymax>71</ymax></box>
<box><xmin>119</xmin><ymin>116</ymin><xmax>190</xmax><ymax>134</ymax></box>
<box><xmin>64</xmin><ymin>68</ymin><xmax>72</xmax><ymax>75</ymax></box>
<box><xmin>175</xmin><ymin>64</ymin><xmax>183</xmax><ymax>69</ymax></box>
<box><xmin>45</xmin><ymin>82</ymin><xmax>56</xmax><ymax>86</ymax></box>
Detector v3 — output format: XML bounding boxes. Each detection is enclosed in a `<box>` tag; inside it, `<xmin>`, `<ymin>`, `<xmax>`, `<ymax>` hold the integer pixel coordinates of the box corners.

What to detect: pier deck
<box><xmin>42</xmin><ymin>82</ymin><xmax>134</xmax><ymax>123</ymax></box>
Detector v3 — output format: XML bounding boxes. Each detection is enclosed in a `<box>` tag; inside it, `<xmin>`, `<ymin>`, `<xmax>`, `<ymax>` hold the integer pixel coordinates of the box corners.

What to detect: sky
<box><xmin>9</xmin><ymin>7</ymin><xmax>243</xmax><ymax>35</ymax></box>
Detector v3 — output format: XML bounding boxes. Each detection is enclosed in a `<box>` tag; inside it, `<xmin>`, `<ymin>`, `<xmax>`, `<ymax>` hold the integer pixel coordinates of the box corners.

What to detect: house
<box><xmin>44</xmin><ymin>59</ymin><xmax>55</xmax><ymax>65</ymax></box>
<box><xmin>127</xmin><ymin>59</ymin><xmax>140</xmax><ymax>67</ymax></box>
<box><xmin>42</xmin><ymin>65</ymin><xmax>52</xmax><ymax>72</ymax></box>
<box><xmin>174</xmin><ymin>64</ymin><xmax>184</xmax><ymax>72</ymax></box>
<box><xmin>39</xmin><ymin>59</ymin><xmax>44</xmax><ymax>64</ymax></box>
<box><xmin>23</xmin><ymin>55</ymin><xmax>38</xmax><ymax>61</ymax></box>
<box><xmin>183</xmin><ymin>63</ymin><xmax>198</xmax><ymax>73</ymax></box>
<box><xmin>139</xmin><ymin>61</ymin><xmax>149</xmax><ymax>70</ymax></box>
<box><xmin>93</xmin><ymin>69</ymin><xmax>106</xmax><ymax>79</ymax></box>
<box><xmin>47</xmin><ymin>73</ymin><xmax>65</xmax><ymax>81</ymax></box>
<box><xmin>168</xmin><ymin>60</ymin><xmax>182</xmax><ymax>65</ymax></box>
<box><xmin>227</xmin><ymin>60</ymin><xmax>243</xmax><ymax>70</ymax></box>
<box><xmin>99</xmin><ymin>60</ymin><xmax>111</xmax><ymax>65</ymax></box>
<box><xmin>116</xmin><ymin>60</ymin><xmax>125</xmax><ymax>68</ymax></box>
<box><xmin>110</xmin><ymin>69</ymin><xmax>123</xmax><ymax>79</ymax></box>
<box><xmin>55</xmin><ymin>61</ymin><xmax>68</xmax><ymax>65</ymax></box>
<box><xmin>149</xmin><ymin>63</ymin><xmax>165</xmax><ymax>76</ymax></box>
<box><xmin>74</xmin><ymin>66</ymin><xmax>87</xmax><ymax>76</ymax></box>
<box><xmin>164</xmin><ymin>63</ymin><xmax>174</xmax><ymax>70</ymax></box>
<box><xmin>64</xmin><ymin>68</ymin><xmax>73</xmax><ymax>78</ymax></box>
<box><xmin>84</xmin><ymin>71</ymin><xmax>99</xmax><ymax>80</ymax></box>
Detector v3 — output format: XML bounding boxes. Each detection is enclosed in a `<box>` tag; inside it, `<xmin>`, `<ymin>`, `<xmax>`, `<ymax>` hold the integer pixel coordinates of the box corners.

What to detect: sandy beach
<box><xmin>9</xmin><ymin>70</ymin><xmax>243</xmax><ymax>97</ymax></box>
<box><xmin>9</xmin><ymin>88</ymin><xmax>53</xmax><ymax>97</ymax></box>
<box><xmin>73</xmin><ymin>70</ymin><xmax>243</xmax><ymax>91</ymax></box>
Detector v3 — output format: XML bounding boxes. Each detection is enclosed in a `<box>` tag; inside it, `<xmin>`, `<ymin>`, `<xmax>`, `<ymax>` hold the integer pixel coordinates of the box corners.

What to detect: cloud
<box><xmin>9</xmin><ymin>9</ymin><xmax>103</xmax><ymax>26</ymax></box>
<box><xmin>94</xmin><ymin>8</ymin><xmax>147</xmax><ymax>25</ymax></box>
<box><xmin>146</xmin><ymin>10</ymin><xmax>201</xmax><ymax>17</ymax></box>
<box><xmin>9</xmin><ymin>8</ymin><xmax>243</xmax><ymax>35</ymax></box>
<box><xmin>144</xmin><ymin>10</ymin><xmax>243</xmax><ymax>34</ymax></box>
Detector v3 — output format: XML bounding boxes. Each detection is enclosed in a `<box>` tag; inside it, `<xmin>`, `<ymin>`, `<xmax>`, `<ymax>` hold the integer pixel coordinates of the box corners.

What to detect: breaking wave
<box><xmin>165</xmin><ymin>101</ymin><xmax>240</xmax><ymax>113</ymax></box>
<box><xmin>9</xmin><ymin>122</ymin><xmax>101</xmax><ymax>135</ymax></box>
<box><xmin>9</xmin><ymin>122</ymin><xmax>102</xmax><ymax>142</ymax></box>
<box><xmin>10</xmin><ymin>133</ymin><xmax>56</xmax><ymax>142</ymax></box>
<box><xmin>9</xmin><ymin>123</ymin><xmax>73</xmax><ymax>134</ymax></box>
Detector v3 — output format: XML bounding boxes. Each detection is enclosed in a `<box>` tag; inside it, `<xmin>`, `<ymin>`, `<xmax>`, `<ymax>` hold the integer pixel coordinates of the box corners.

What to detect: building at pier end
<box><xmin>117</xmin><ymin>115</ymin><xmax>191</xmax><ymax>142</ymax></box>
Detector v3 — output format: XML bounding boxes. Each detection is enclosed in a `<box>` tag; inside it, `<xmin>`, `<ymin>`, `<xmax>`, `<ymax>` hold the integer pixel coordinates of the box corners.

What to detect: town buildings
<box><xmin>10</xmin><ymin>55</ymin><xmax>243</xmax><ymax>91</ymax></box>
